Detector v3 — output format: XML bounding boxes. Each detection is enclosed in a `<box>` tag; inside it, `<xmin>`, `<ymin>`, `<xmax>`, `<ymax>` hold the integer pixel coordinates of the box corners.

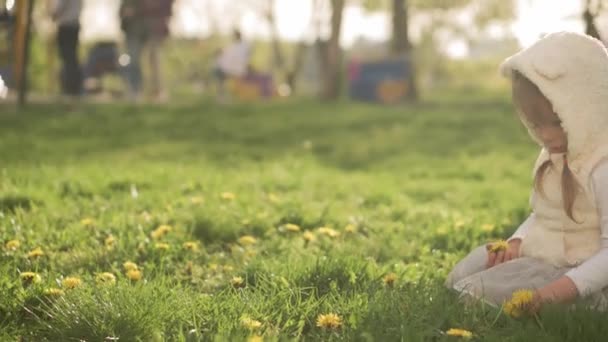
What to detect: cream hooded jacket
<box><xmin>500</xmin><ymin>31</ymin><xmax>608</xmax><ymax>296</ymax></box>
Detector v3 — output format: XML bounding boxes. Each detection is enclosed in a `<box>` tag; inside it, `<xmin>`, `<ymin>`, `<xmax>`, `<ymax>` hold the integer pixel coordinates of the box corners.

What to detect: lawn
<box><xmin>1</xmin><ymin>95</ymin><xmax>606</xmax><ymax>341</ymax></box>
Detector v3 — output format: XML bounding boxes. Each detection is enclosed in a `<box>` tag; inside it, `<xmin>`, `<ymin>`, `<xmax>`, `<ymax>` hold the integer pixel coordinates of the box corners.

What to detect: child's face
<box><xmin>513</xmin><ymin>80</ymin><xmax>568</xmax><ymax>153</ymax></box>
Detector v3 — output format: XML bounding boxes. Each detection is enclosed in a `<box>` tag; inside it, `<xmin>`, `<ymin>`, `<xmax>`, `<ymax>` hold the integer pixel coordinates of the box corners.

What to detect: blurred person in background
<box><xmin>50</xmin><ymin>0</ymin><xmax>83</xmax><ymax>98</ymax></box>
<box><xmin>214</xmin><ymin>30</ymin><xmax>252</xmax><ymax>102</ymax></box>
<box><xmin>119</xmin><ymin>0</ymin><xmax>174</xmax><ymax>102</ymax></box>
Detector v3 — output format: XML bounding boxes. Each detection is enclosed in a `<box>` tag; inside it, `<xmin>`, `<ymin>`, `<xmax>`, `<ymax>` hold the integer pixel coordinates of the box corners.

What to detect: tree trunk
<box><xmin>391</xmin><ymin>0</ymin><xmax>409</xmax><ymax>53</ymax></box>
<box><xmin>391</xmin><ymin>0</ymin><xmax>418</xmax><ymax>101</ymax></box>
<box><xmin>266</xmin><ymin>0</ymin><xmax>285</xmax><ymax>70</ymax></box>
<box><xmin>584</xmin><ymin>0</ymin><xmax>603</xmax><ymax>40</ymax></box>
<box><xmin>321</xmin><ymin>0</ymin><xmax>345</xmax><ymax>100</ymax></box>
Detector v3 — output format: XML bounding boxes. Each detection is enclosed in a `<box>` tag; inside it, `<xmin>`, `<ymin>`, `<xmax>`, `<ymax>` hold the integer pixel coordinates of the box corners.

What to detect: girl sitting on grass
<box><xmin>446</xmin><ymin>31</ymin><xmax>608</xmax><ymax>311</ymax></box>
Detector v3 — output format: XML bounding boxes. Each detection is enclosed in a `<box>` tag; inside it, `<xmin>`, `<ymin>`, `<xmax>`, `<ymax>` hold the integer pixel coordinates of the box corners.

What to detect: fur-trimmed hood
<box><xmin>500</xmin><ymin>31</ymin><xmax>608</xmax><ymax>189</ymax></box>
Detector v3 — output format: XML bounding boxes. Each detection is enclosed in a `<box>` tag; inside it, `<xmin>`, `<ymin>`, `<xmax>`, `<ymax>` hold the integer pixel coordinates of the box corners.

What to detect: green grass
<box><xmin>1</xmin><ymin>95</ymin><xmax>607</xmax><ymax>341</ymax></box>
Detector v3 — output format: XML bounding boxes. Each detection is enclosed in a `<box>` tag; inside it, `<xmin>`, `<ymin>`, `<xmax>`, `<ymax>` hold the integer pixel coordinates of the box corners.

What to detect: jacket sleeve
<box><xmin>507</xmin><ymin>213</ymin><xmax>535</xmax><ymax>242</ymax></box>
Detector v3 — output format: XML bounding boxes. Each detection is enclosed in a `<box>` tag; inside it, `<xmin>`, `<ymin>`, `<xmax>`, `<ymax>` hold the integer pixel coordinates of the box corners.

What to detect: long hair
<box><xmin>512</xmin><ymin>71</ymin><xmax>580</xmax><ymax>222</ymax></box>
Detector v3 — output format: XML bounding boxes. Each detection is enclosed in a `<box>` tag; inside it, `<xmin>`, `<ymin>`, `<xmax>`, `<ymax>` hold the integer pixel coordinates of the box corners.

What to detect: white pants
<box><xmin>446</xmin><ymin>245</ymin><xmax>608</xmax><ymax>309</ymax></box>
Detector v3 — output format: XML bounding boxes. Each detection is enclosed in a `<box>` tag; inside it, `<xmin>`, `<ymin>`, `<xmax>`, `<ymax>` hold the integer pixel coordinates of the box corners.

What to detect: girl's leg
<box><xmin>445</xmin><ymin>245</ymin><xmax>488</xmax><ymax>288</ymax></box>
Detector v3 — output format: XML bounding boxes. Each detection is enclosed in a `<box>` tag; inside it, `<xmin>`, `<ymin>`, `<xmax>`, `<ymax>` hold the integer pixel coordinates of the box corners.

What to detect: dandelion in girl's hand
<box><xmin>503</xmin><ymin>289</ymin><xmax>536</xmax><ymax>318</ymax></box>
<box><xmin>62</xmin><ymin>277</ymin><xmax>82</xmax><ymax>289</ymax></box>
<box><xmin>27</xmin><ymin>247</ymin><xmax>44</xmax><ymax>259</ymax></box>
<box><xmin>486</xmin><ymin>240</ymin><xmax>509</xmax><ymax>253</ymax></box>
<box><xmin>316</xmin><ymin>313</ymin><xmax>342</xmax><ymax>330</ymax></box>
<box><xmin>96</xmin><ymin>272</ymin><xmax>116</xmax><ymax>285</ymax></box>
<box><xmin>445</xmin><ymin>328</ymin><xmax>473</xmax><ymax>339</ymax></box>
<box><xmin>5</xmin><ymin>239</ymin><xmax>20</xmax><ymax>250</ymax></box>
<box><xmin>20</xmin><ymin>272</ymin><xmax>41</xmax><ymax>285</ymax></box>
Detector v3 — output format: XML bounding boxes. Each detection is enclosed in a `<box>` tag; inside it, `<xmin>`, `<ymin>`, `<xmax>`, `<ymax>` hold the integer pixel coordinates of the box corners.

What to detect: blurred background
<box><xmin>0</xmin><ymin>0</ymin><xmax>606</xmax><ymax>104</ymax></box>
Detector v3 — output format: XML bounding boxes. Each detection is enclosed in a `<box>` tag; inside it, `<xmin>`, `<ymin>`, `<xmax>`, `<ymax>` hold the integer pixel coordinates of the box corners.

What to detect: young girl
<box><xmin>446</xmin><ymin>31</ymin><xmax>608</xmax><ymax>310</ymax></box>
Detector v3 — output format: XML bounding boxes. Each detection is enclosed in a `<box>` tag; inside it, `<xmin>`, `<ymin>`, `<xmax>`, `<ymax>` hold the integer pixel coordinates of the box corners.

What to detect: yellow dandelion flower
<box><xmin>486</xmin><ymin>240</ymin><xmax>509</xmax><ymax>253</ymax></box>
<box><xmin>303</xmin><ymin>231</ymin><xmax>316</xmax><ymax>242</ymax></box>
<box><xmin>154</xmin><ymin>242</ymin><xmax>170</xmax><ymax>251</ymax></box>
<box><xmin>503</xmin><ymin>289</ymin><xmax>536</xmax><ymax>318</ymax></box>
<box><xmin>446</xmin><ymin>328</ymin><xmax>473</xmax><ymax>339</ymax></box>
<box><xmin>284</xmin><ymin>223</ymin><xmax>301</xmax><ymax>232</ymax></box>
<box><xmin>247</xmin><ymin>336</ymin><xmax>264</xmax><ymax>342</ymax></box>
<box><xmin>5</xmin><ymin>239</ymin><xmax>20</xmax><ymax>250</ymax></box>
<box><xmin>241</xmin><ymin>317</ymin><xmax>263</xmax><ymax>330</ymax></box>
<box><xmin>344</xmin><ymin>224</ymin><xmax>357</xmax><ymax>233</ymax></box>
<box><xmin>44</xmin><ymin>288</ymin><xmax>64</xmax><ymax>296</ymax></box>
<box><xmin>238</xmin><ymin>235</ymin><xmax>257</xmax><ymax>246</ymax></box>
<box><xmin>316</xmin><ymin>313</ymin><xmax>342</xmax><ymax>330</ymax></box>
<box><xmin>126</xmin><ymin>269</ymin><xmax>143</xmax><ymax>281</ymax></box>
<box><xmin>62</xmin><ymin>277</ymin><xmax>82</xmax><ymax>289</ymax></box>
<box><xmin>317</xmin><ymin>227</ymin><xmax>340</xmax><ymax>238</ymax></box>
<box><xmin>383</xmin><ymin>273</ymin><xmax>398</xmax><ymax>287</ymax></box>
<box><xmin>231</xmin><ymin>276</ymin><xmax>245</xmax><ymax>288</ymax></box>
<box><xmin>256</xmin><ymin>211</ymin><xmax>268</xmax><ymax>219</ymax></box>
<box><xmin>151</xmin><ymin>225</ymin><xmax>172</xmax><ymax>240</ymax></box>
<box><xmin>221</xmin><ymin>192</ymin><xmax>236</xmax><ymax>200</ymax></box>
<box><xmin>481</xmin><ymin>223</ymin><xmax>495</xmax><ymax>232</ymax></box>
<box><xmin>80</xmin><ymin>218</ymin><xmax>95</xmax><ymax>226</ymax></box>
<box><xmin>267</xmin><ymin>193</ymin><xmax>280</xmax><ymax>203</ymax></box>
<box><xmin>183</xmin><ymin>241</ymin><xmax>199</xmax><ymax>251</ymax></box>
<box><xmin>27</xmin><ymin>247</ymin><xmax>44</xmax><ymax>259</ymax></box>
<box><xmin>104</xmin><ymin>235</ymin><xmax>116</xmax><ymax>248</ymax></box>
<box><xmin>190</xmin><ymin>196</ymin><xmax>204</xmax><ymax>204</ymax></box>
<box><xmin>96</xmin><ymin>272</ymin><xmax>117</xmax><ymax>285</ymax></box>
<box><xmin>123</xmin><ymin>261</ymin><xmax>139</xmax><ymax>272</ymax></box>
<box><xmin>20</xmin><ymin>272</ymin><xmax>41</xmax><ymax>285</ymax></box>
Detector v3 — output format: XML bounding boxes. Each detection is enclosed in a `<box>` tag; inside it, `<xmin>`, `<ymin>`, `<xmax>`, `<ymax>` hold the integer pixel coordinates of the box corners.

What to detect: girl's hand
<box><xmin>486</xmin><ymin>239</ymin><xmax>522</xmax><ymax>268</ymax></box>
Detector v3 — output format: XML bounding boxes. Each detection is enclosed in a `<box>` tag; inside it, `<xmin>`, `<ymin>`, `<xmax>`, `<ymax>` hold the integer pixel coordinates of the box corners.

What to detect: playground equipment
<box><xmin>0</xmin><ymin>0</ymin><xmax>34</xmax><ymax>105</ymax></box>
<box><xmin>348</xmin><ymin>56</ymin><xmax>414</xmax><ymax>105</ymax></box>
<box><xmin>226</xmin><ymin>68</ymin><xmax>276</xmax><ymax>101</ymax></box>
<box><xmin>82</xmin><ymin>41</ymin><xmax>126</xmax><ymax>95</ymax></box>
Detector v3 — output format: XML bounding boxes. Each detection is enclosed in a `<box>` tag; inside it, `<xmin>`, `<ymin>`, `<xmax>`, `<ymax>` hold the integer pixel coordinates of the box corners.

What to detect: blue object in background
<box><xmin>348</xmin><ymin>56</ymin><xmax>412</xmax><ymax>104</ymax></box>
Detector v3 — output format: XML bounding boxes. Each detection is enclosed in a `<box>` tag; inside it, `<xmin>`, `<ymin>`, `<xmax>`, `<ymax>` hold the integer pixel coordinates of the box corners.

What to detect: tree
<box><xmin>320</xmin><ymin>0</ymin><xmax>345</xmax><ymax>100</ymax></box>
<box><xmin>583</xmin><ymin>0</ymin><xmax>603</xmax><ymax>40</ymax></box>
<box><xmin>362</xmin><ymin>0</ymin><xmax>515</xmax><ymax>97</ymax></box>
